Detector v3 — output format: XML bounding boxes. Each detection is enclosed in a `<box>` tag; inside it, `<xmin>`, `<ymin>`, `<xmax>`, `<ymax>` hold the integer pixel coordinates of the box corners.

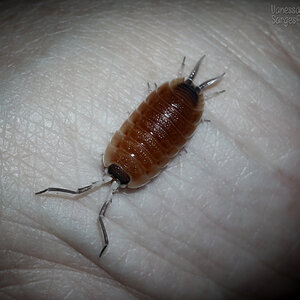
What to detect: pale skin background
<box><xmin>1</xmin><ymin>0</ymin><xmax>300</xmax><ymax>299</ymax></box>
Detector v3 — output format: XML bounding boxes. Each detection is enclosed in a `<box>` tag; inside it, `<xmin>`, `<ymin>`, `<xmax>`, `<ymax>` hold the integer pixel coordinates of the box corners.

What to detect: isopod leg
<box><xmin>177</xmin><ymin>56</ymin><xmax>186</xmax><ymax>77</ymax></box>
<box><xmin>204</xmin><ymin>89</ymin><xmax>226</xmax><ymax>101</ymax></box>
<box><xmin>147</xmin><ymin>82</ymin><xmax>152</xmax><ymax>93</ymax></box>
<box><xmin>35</xmin><ymin>175</ymin><xmax>112</xmax><ymax>195</ymax></box>
<box><xmin>99</xmin><ymin>180</ymin><xmax>120</xmax><ymax>257</ymax></box>
<box><xmin>200</xmin><ymin>118</ymin><xmax>211</xmax><ymax>123</ymax></box>
<box><xmin>147</xmin><ymin>82</ymin><xmax>158</xmax><ymax>93</ymax></box>
<box><xmin>99</xmin><ymin>200</ymin><xmax>111</xmax><ymax>257</ymax></box>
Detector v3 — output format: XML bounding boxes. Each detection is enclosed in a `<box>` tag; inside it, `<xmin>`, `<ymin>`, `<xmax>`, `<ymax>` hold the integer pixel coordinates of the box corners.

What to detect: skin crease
<box><xmin>0</xmin><ymin>0</ymin><xmax>299</xmax><ymax>299</ymax></box>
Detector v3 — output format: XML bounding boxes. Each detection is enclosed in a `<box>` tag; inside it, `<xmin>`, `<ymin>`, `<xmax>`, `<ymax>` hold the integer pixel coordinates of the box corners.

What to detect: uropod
<box><xmin>36</xmin><ymin>56</ymin><xmax>225</xmax><ymax>257</ymax></box>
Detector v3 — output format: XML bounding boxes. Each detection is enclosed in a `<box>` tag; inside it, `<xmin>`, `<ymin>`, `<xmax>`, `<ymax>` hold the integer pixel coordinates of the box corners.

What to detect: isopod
<box><xmin>35</xmin><ymin>55</ymin><xmax>225</xmax><ymax>257</ymax></box>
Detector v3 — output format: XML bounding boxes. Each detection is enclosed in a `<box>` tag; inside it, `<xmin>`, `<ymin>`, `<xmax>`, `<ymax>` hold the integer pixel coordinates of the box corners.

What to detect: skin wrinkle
<box><xmin>114</xmin><ymin>214</ymin><xmax>192</xmax><ymax>277</ymax></box>
<box><xmin>9</xmin><ymin>187</ymin><xmax>89</xmax><ymax>233</ymax></box>
<box><xmin>197</xmin><ymin>197</ymin><xmax>300</xmax><ymax>285</ymax></box>
<box><xmin>34</xmin><ymin>90</ymin><xmax>107</xmax><ymax>168</ymax></box>
<box><xmin>2</xmin><ymin>247</ymin><xmax>109</xmax><ymax>284</ymax></box>
<box><xmin>144</xmin><ymin>210</ymin><xmax>242</xmax><ymax>286</ymax></box>
<box><xmin>115</xmin><ymin>193</ymin><xmax>219</xmax><ymax>279</ymax></box>
<box><xmin>3</xmin><ymin>216</ymin><xmax>122</xmax><ymax>287</ymax></box>
<box><xmin>130</xmin><ymin>24</ymin><xmax>170</xmax><ymax>52</ymax></box>
<box><xmin>206</xmin><ymin>106</ymin><xmax>299</xmax><ymax>182</ymax></box>
<box><xmin>1</xmin><ymin>267</ymin><xmax>114</xmax><ymax>290</ymax></box>
<box><xmin>61</xmin><ymin>269</ymin><xmax>140</xmax><ymax>300</ymax></box>
<box><xmin>2</xmin><ymin>270</ymin><xmax>135</xmax><ymax>300</ymax></box>
<box><xmin>3</xmin><ymin>201</ymin><xmax>47</xmax><ymax>229</ymax></box>
<box><xmin>109</xmin><ymin>233</ymin><xmax>232</xmax><ymax>300</ymax></box>
<box><xmin>105</xmin><ymin>197</ymin><xmax>229</xmax><ymax>297</ymax></box>
<box><xmin>240</xmin><ymin>101</ymin><xmax>281</xmax><ymax>143</ymax></box>
<box><xmin>128</xmin><ymin>171</ymin><xmax>295</xmax><ymax>291</ymax></box>
<box><xmin>0</xmin><ymin>290</ymin><xmax>15</xmax><ymax>300</ymax></box>
<box><xmin>1</xmin><ymin>0</ymin><xmax>300</xmax><ymax>299</ymax></box>
<box><xmin>170</xmin><ymin>155</ymin><xmax>299</xmax><ymax>281</ymax></box>
<box><xmin>229</xmin><ymin>27</ymin><xmax>299</xmax><ymax>109</ymax></box>
<box><xmin>166</xmin><ymin>176</ymin><xmax>293</xmax><ymax>285</ymax></box>
<box><xmin>264</xmin><ymin>24</ymin><xmax>299</xmax><ymax>66</ymax></box>
<box><xmin>251</xmin><ymin>64</ymin><xmax>299</xmax><ymax>122</ymax></box>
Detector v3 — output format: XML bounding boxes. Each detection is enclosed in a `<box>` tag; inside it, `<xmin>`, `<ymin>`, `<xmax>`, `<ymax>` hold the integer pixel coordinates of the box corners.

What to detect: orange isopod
<box><xmin>36</xmin><ymin>55</ymin><xmax>225</xmax><ymax>257</ymax></box>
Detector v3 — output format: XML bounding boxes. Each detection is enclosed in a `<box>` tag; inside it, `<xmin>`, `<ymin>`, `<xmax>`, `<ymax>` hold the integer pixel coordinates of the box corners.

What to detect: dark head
<box><xmin>107</xmin><ymin>164</ymin><xmax>130</xmax><ymax>186</ymax></box>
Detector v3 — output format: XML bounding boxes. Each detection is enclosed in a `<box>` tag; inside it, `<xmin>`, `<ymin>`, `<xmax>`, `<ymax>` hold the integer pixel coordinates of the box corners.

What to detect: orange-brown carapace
<box><xmin>104</xmin><ymin>56</ymin><xmax>225</xmax><ymax>188</ymax></box>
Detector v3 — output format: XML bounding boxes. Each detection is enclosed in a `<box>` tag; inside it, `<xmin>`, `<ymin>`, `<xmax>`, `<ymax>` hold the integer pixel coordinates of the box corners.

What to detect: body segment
<box><xmin>104</xmin><ymin>78</ymin><xmax>204</xmax><ymax>188</ymax></box>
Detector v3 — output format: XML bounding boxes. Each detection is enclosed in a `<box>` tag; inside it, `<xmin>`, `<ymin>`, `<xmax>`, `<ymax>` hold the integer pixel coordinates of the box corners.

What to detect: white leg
<box><xmin>177</xmin><ymin>56</ymin><xmax>186</xmax><ymax>77</ymax></box>
<box><xmin>204</xmin><ymin>89</ymin><xmax>226</xmax><ymax>101</ymax></box>
<box><xmin>98</xmin><ymin>180</ymin><xmax>120</xmax><ymax>257</ymax></box>
<box><xmin>200</xmin><ymin>118</ymin><xmax>211</xmax><ymax>123</ymax></box>
<box><xmin>147</xmin><ymin>82</ymin><xmax>158</xmax><ymax>94</ymax></box>
<box><xmin>147</xmin><ymin>82</ymin><xmax>152</xmax><ymax>93</ymax></box>
<box><xmin>35</xmin><ymin>175</ymin><xmax>112</xmax><ymax>195</ymax></box>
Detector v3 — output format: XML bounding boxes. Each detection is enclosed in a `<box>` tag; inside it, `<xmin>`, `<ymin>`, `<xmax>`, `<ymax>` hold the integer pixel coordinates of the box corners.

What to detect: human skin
<box><xmin>0</xmin><ymin>0</ymin><xmax>300</xmax><ymax>299</ymax></box>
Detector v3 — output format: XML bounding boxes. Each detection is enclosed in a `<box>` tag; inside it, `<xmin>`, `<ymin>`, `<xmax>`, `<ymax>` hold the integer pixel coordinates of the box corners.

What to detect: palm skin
<box><xmin>1</xmin><ymin>1</ymin><xmax>299</xmax><ymax>299</ymax></box>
